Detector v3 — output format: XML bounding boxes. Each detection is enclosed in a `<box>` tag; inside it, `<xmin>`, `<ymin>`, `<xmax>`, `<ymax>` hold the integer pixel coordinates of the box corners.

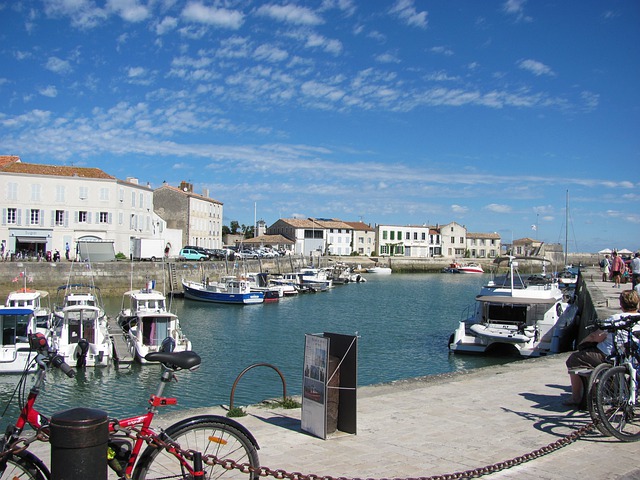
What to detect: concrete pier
<box><xmin>27</xmin><ymin>267</ymin><xmax>639</xmax><ymax>479</ymax></box>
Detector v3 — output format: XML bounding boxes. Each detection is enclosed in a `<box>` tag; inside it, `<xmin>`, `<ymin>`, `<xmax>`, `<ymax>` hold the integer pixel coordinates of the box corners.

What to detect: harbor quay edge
<box><xmin>0</xmin><ymin>253</ymin><xmax>600</xmax><ymax>298</ymax></box>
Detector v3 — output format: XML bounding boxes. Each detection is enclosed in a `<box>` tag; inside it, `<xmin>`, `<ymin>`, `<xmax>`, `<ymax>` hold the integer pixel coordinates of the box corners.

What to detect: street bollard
<box><xmin>50</xmin><ymin>407</ymin><xmax>108</xmax><ymax>480</ymax></box>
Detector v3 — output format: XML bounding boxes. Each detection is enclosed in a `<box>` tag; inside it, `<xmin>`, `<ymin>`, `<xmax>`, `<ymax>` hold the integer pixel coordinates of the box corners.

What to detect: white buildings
<box><xmin>0</xmin><ymin>156</ymin><xmax>168</xmax><ymax>260</ymax></box>
<box><xmin>1</xmin><ymin>154</ymin><xmax>500</xmax><ymax>261</ymax></box>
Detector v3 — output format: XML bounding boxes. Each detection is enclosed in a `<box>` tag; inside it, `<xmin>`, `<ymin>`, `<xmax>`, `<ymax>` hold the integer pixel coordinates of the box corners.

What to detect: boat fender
<box><xmin>556</xmin><ymin>303</ymin><xmax>564</xmax><ymax>317</ymax></box>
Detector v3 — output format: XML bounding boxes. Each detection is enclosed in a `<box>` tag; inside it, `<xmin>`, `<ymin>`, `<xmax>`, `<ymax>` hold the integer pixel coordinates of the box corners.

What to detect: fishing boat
<box><xmin>0</xmin><ymin>305</ymin><xmax>41</xmax><ymax>373</ymax></box>
<box><xmin>449</xmin><ymin>256</ymin><xmax>577</xmax><ymax>358</ymax></box>
<box><xmin>117</xmin><ymin>281</ymin><xmax>191</xmax><ymax>363</ymax></box>
<box><xmin>5</xmin><ymin>287</ymin><xmax>53</xmax><ymax>336</ymax></box>
<box><xmin>457</xmin><ymin>263</ymin><xmax>484</xmax><ymax>274</ymax></box>
<box><xmin>51</xmin><ymin>283</ymin><xmax>112</xmax><ymax>367</ymax></box>
<box><xmin>182</xmin><ymin>276</ymin><xmax>265</xmax><ymax>304</ymax></box>
<box><xmin>442</xmin><ymin>262</ymin><xmax>484</xmax><ymax>274</ymax></box>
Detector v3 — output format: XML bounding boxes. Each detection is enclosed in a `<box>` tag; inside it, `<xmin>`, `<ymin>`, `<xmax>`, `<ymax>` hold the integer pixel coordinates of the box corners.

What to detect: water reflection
<box><xmin>1</xmin><ymin>273</ymin><xmax>515</xmax><ymax>430</ymax></box>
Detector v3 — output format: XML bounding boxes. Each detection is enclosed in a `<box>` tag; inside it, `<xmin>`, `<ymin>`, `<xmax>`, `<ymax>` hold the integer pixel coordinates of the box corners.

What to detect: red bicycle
<box><xmin>0</xmin><ymin>334</ymin><xmax>260</xmax><ymax>479</ymax></box>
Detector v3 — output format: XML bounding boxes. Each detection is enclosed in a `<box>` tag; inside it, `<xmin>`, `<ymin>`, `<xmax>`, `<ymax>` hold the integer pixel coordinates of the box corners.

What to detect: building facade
<box><xmin>376</xmin><ymin>224</ymin><xmax>443</xmax><ymax>257</ymax></box>
<box><xmin>0</xmin><ymin>156</ymin><xmax>164</xmax><ymax>260</ymax></box>
<box><xmin>345</xmin><ymin>221</ymin><xmax>376</xmax><ymax>256</ymax></box>
<box><xmin>153</xmin><ymin>181</ymin><xmax>223</xmax><ymax>250</ymax></box>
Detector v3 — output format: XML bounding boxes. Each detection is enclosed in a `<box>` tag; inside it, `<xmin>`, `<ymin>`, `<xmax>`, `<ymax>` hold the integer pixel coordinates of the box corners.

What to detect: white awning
<box><xmin>476</xmin><ymin>295</ymin><xmax>559</xmax><ymax>305</ymax></box>
<box><xmin>15</xmin><ymin>236</ymin><xmax>47</xmax><ymax>243</ymax></box>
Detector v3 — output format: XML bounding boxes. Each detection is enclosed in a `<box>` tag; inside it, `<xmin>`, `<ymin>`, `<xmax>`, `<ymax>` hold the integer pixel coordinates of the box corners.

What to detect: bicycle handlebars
<box><xmin>28</xmin><ymin>332</ymin><xmax>76</xmax><ymax>378</ymax></box>
<box><xmin>596</xmin><ymin>314</ymin><xmax>640</xmax><ymax>332</ymax></box>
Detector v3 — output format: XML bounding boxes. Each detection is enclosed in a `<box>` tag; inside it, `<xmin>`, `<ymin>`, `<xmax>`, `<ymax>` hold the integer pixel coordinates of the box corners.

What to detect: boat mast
<box><xmin>565</xmin><ymin>190</ymin><xmax>569</xmax><ymax>267</ymax></box>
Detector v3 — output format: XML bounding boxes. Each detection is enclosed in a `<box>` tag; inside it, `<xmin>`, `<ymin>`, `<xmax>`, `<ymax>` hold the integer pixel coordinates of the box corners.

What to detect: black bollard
<box><xmin>50</xmin><ymin>407</ymin><xmax>108</xmax><ymax>480</ymax></box>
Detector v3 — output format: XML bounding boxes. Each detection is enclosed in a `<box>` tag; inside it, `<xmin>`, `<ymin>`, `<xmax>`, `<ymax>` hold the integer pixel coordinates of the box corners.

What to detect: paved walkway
<box><xmin>32</xmin><ymin>267</ymin><xmax>639</xmax><ymax>479</ymax></box>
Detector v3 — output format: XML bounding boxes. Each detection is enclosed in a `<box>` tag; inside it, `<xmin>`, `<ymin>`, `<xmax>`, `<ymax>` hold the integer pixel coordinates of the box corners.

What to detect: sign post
<box><xmin>301</xmin><ymin>332</ymin><xmax>357</xmax><ymax>439</ymax></box>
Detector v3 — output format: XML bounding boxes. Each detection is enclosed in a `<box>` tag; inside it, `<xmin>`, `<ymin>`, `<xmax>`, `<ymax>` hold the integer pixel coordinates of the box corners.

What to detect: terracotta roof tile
<box><xmin>1</xmin><ymin>160</ymin><xmax>115</xmax><ymax>179</ymax></box>
<box><xmin>0</xmin><ymin>155</ymin><xmax>21</xmax><ymax>167</ymax></box>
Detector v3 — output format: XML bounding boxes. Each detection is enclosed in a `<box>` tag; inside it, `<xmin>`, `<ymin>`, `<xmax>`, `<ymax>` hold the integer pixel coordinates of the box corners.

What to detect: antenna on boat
<box><xmin>564</xmin><ymin>190</ymin><xmax>569</xmax><ymax>268</ymax></box>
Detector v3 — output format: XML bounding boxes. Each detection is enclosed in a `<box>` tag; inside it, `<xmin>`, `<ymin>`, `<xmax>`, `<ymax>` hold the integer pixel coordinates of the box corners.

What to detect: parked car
<box><xmin>183</xmin><ymin>245</ymin><xmax>210</xmax><ymax>257</ymax></box>
<box><xmin>179</xmin><ymin>248</ymin><xmax>209</xmax><ymax>261</ymax></box>
<box><xmin>236</xmin><ymin>249</ymin><xmax>259</xmax><ymax>259</ymax></box>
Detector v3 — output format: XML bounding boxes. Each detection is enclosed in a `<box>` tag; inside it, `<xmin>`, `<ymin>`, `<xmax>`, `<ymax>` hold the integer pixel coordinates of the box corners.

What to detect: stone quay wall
<box><xmin>0</xmin><ymin>253</ymin><xmax>600</xmax><ymax>299</ymax></box>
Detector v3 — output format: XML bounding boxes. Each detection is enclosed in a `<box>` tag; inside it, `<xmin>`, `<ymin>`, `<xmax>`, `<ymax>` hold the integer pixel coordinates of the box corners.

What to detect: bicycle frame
<box><xmin>2</xmin><ymin>335</ymin><xmax>206</xmax><ymax>480</ymax></box>
<box><xmin>107</xmin><ymin>365</ymin><xmax>197</xmax><ymax>478</ymax></box>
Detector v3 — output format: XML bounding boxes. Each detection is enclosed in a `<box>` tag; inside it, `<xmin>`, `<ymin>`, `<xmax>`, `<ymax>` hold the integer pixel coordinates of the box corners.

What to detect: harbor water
<box><xmin>0</xmin><ymin>273</ymin><xmax>515</xmax><ymax>429</ymax></box>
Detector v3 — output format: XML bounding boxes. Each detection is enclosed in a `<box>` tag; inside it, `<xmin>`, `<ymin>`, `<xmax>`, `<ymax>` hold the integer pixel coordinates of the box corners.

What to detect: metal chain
<box><xmin>199</xmin><ymin>422</ymin><xmax>597</xmax><ymax>480</ymax></box>
<box><xmin>0</xmin><ymin>421</ymin><xmax>596</xmax><ymax>479</ymax></box>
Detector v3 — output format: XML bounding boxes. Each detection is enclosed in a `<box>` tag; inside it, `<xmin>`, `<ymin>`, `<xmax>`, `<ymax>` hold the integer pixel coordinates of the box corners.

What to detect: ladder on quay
<box><xmin>107</xmin><ymin>317</ymin><xmax>135</xmax><ymax>365</ymax></box>
<box><xmin>167</xmin><ymin>262</ymin><xmax>180</xmax><ymax>295</ymax></box>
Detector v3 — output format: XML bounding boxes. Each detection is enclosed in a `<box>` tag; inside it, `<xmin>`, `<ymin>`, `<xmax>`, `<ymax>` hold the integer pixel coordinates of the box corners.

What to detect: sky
<box><xmin>1</xmin><ymin>0</ymin><xmax>639</xmax><ymax>254</ymax></box>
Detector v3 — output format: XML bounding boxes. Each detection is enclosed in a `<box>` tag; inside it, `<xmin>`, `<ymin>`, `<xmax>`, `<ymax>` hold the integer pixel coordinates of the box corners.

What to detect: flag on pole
<box><xmin>531</xmin><ymin>224</ymin><xmax>537</xmax><ymax>231</ymax></box>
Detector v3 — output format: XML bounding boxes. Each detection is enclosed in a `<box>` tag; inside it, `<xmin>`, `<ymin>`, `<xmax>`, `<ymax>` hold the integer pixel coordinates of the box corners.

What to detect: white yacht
<box><xmin>449</xmin><ymin>256</ymin><xmax>578</xmax><ymax>358</ymax></box>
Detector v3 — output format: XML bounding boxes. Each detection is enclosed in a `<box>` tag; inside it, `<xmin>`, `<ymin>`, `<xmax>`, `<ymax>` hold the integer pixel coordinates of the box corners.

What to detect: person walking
<box><xmin>630</xmin><ymin>252</ymin><xmax>640</xmax><ymax>290</ymax></box>
<box><xmin>611</xmin><ymin>251</ymin><xmax>625</xmax><ymax>288</ymax></box>
<box><xmin>65</xmin><ymin>242</ymin><xmax>70</xmax><ymax>260</ymax></box>
<box><xmin>600</xmin><ymin>254</ymin><xmax>611</xmax><ymax>282</ymax></box>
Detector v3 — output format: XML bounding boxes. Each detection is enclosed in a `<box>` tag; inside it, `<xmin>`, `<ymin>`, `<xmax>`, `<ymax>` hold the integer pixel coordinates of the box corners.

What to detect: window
<box><xmin>413</xmin><ymin>232</ymin><xmax>418</xmax><ymax>240</ymax></box>
<box><xmin>382</xmin><ymin>231</ymin><xmax>388</xmax><ymax>240</ymax></box>
<box><xmin>7</xmin><ymin>183</ymin><xmax>18</xmax><ymax>201</ymax></box>
<box><xmin>422</xmin><ymin>232</ymin><xmax>426</xmax><ymax>240</ymax></box>
<box><xmin>99</xmin><ymin>212</ymin><xmax>109</xmax><ymax>224</ymax></box>
<box><xmin>451</xmin><ymin>236</ymin><xmax>455</xmax><ymax>243</ymax></box>
<box><xmin>406</xmin><ymin>232</ymin><xmax>410</xmax><ymax>240</ymax></box>
<box><xmin>30</xmin><ymin>209</ymin><xmax>40</xmax><ymax>225</ymax></box>
<box><xmin>79</xmin><ymin>211</ymin><xmax>88</xmax><ymax>223</ymax></box>
<box><xmin>31</xmin><ymin>184</ymin><xmax>42</xmax><ymax>202</ymax></box>
<box><xmin>79</xmin><ymin>187</ymin><xmax>88</xmax><ymax>200</ymax></box>
<box><xmin>460</xmin><ymin>237</ymin><xmax>464</xmax><ymax>244</ymax></box>
<box><xmin>100</xmin><ymin>188</ymin><xmax>109</xmax><ymax>201</ymax></box>
<box><xmin>55</xmin><ymin>186</ymin><xmax>65</xmax><ymax>203</ymax></box>
<box><xmin>6</xmin><ymin>208</ymin><xmax>17</xmax><ymax>224</ymax></box>
<box><xmin>390</xmin><ymin>231</ymin><xmax>395</xmax><ymax>241</ymax></box>
<box><xmin>55</xmin><ymin>210</ymin><xmax>65</xmax><ymax>226</ymax></box>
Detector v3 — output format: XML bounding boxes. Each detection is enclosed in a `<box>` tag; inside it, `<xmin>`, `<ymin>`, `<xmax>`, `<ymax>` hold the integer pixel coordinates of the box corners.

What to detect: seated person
<box><xmin>565</xmin><ymin>289</ymin><xmax>639</xmax><ymax>407</ymax></box>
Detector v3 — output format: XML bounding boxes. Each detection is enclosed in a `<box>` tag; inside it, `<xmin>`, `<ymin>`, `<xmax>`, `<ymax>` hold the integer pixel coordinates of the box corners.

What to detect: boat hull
<box><xmin>183</xmin><ymin>282</ymin><xmax>264</xmax><ymax>304</ymax></box>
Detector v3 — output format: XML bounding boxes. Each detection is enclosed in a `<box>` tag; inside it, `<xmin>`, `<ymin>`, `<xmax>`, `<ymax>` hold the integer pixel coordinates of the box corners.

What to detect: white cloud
<box><xmin>502</xmin><ymin>0</ymin><xmax>532</xmax><ymax>22</ymax></box>
<box><xmin>43</xmin><ymin>0</ymin><xmax>108</xmax><ymax>29</ymax></box>
<box><xmin>517</xmin><ymin>59</ymin><xmax>555</xmax><ymax>77</ymax></box>
<box><xmin>254</xmin><ymin>44</ymin><xmax>289</xmax><ymax>63</ymax></box>
<box><xmin>375</xmin><ymin>52</ymin><xmax>400</xmax><ymax>64</ymax></box>
<box><xmin>390</xmin><ymin>0</ymin><xmax>428</xmax><ymax>28</ymax></box>
<box><xmin>156</xmin><ymin>16</ymin><xmax>178</xmax><ymax>35</ymax></box>
<box><xmin>430</xmin><ymin>46</ymin><xmax>453</xmax><ymax>56</ymax></box>
<box><xmin>451</xmin><ymin>204</ymin><xmax>468</xmax><ymax>214</ymax></box>
<box><xmin>485</xmin><ymin>203</ymin><xmax>512</xmax><ymax>213</ymax></box>
<box><xmin>45</xmin><ymin>56</ymin><xmax>72</xmax><ymax>74</ymax></box>
<box><xmin>107</xmin><ymin>0</ymin><xmax>150</xmax><ymax>22</ymax></box>
<box><xmin>255</xmin><ymin>4</ymin><xmax>324</xmax><ymax>26</ymax></box>
<box><xmin>181</xmin><ymin>2</ymin><xmax>244</xmax><ymax>29</ymax></box>
<box><xmin>38</xmin><ymin>85</ymin><xmax>58</xmax><ymax>97</ymax></box>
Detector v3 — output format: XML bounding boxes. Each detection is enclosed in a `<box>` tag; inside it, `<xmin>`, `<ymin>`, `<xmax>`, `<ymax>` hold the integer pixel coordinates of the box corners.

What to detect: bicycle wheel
<box><xmin>134</xmin><ymin>416</ymin><xmax>260</xmax><ymax>480</ymax></box>
<box><xmin>586</xmin><ymin>363</ymin><xmax>612</xmax><ymax>435</ymax></box>
<box><xmin>596</xmin><ymin>365</ymin><xmax>640</xmax><ymax>441</ymax></box>
<box><xmin>0</xmin><ymin>451</ymin><xmax>50</xmax><ymax>479</ymax></box>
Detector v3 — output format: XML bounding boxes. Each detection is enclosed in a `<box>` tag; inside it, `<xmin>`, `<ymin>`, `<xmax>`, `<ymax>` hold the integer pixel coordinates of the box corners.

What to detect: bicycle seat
<box><xmin>145</xmin><ymin>351</ymin><xmax>201</xmax><ymax>370</ymax></box>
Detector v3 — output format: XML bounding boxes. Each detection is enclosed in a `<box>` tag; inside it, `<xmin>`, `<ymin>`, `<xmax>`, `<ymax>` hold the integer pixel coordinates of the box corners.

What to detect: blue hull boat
<box><xmin>182</xmin><ymin>278</ymin><xmax>264</xmax><ymax>305</ymax></box>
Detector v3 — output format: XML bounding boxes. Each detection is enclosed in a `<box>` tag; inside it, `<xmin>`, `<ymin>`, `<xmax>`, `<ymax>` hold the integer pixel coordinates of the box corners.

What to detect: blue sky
<box><xmin>1</xmin><ymin>0</ymin><xmax>638</xmax><ymax>253</ymax></box>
